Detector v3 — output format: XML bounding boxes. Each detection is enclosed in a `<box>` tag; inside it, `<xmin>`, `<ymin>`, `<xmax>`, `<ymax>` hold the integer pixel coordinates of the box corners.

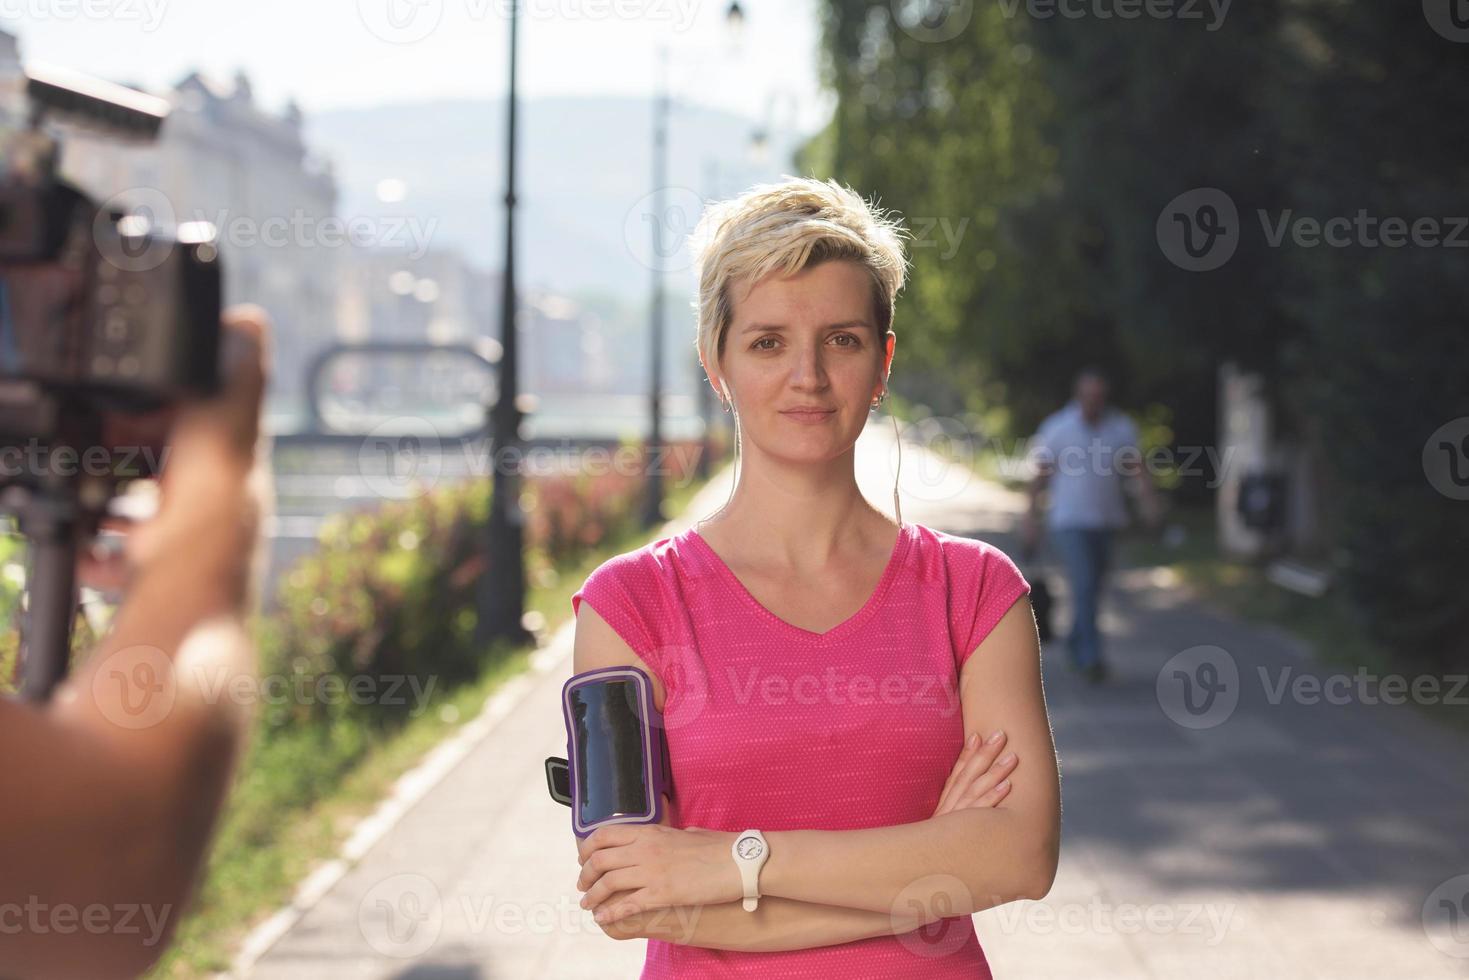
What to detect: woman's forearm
<box><xmin>608</xmin><ymin>896</ymin><xmax>927</xmax><ymax>952</ymax></box>
<box><xmin>760</xmin><ymin>808</ymin><xmax>1055</xmax><ymax>918</ymax></box>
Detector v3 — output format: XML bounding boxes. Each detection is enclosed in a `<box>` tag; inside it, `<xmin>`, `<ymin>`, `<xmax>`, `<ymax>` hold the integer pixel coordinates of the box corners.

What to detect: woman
<box><xmin>570</xmin><ymin>176</ymin><xmax>1061</xmax><ymax>978</ymax></box>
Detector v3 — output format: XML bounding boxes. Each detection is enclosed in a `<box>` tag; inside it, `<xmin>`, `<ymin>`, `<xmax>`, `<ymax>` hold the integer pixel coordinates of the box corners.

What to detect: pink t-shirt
<box><xmin>569</xmin><ymin>519</ymin><xmax>1031</xmax><ymax>979</ymax></box>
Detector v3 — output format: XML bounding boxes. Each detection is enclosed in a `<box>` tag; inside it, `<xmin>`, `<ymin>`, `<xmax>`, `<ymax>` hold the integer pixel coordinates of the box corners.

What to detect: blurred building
<box><xmin>1</xmin><ymin>30</ymin><xmax>341</xmax><ymax>417</ymax></box>
<box><xmin>336</xmin><ymin>243</ymin><xmax>603</xmax><ymax>395</ymax></box>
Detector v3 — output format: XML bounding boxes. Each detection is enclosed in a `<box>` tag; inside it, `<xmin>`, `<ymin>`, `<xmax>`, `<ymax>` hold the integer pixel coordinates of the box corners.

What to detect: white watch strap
<box><xmin>732</xmin><ymin>829</ymin><xmax>768</xmax><ymax>912</ymax></box>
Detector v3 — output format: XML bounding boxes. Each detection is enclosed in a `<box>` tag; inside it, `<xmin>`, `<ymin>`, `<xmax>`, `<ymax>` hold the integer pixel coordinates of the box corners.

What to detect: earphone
<box><xmin>711</xmin><ymin>378</ymin><xmax>903</xmax><ymax>527</ymax></box>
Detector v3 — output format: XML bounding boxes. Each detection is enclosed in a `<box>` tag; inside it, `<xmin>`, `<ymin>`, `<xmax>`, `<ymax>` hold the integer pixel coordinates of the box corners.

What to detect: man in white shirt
<box><xmin>1023</xmin><ymin>367</ymin><xmax>1161</xmax><ymax>684</ymax></box>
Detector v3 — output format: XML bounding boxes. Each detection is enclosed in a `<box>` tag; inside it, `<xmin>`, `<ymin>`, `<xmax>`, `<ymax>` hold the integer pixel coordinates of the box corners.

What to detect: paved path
<box><xmin>240</xmin><ymin>414</ymin><xmax>1469</xmax><ymax>979</ymax></box>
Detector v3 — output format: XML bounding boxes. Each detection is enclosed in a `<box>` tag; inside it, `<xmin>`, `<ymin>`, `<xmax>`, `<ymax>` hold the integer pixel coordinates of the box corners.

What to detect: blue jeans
<box><xmin>1050</xmin><ymin>527</ymin><xmax>1114</xmax><ymax>669</ymax></box>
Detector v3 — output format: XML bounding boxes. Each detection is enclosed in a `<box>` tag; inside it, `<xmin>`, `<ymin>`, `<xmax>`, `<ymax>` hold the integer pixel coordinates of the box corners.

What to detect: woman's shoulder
<box><xmin>911</xmin><ymin>521</ymin><xmax>1023</xmax><ymax>571</ymax></box>
<box><xmin>576</xmin><ymin>529</ymin><xmax>693</xmax><ymax>596</ymax></box>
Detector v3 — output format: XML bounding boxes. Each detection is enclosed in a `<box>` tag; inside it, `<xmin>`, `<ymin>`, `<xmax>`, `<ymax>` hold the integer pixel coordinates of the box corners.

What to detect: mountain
<box><xmin>305</xmin><ymin>96</ymin><xmax>811</xmax><ymax>301</ymax></box>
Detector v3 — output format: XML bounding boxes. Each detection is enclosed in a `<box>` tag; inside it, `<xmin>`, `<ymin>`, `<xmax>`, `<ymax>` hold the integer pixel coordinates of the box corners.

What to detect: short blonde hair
<box><xmin>688</xmin><ymin>176</ymin><xmax>909</xmax><ymax>378</ymax></box>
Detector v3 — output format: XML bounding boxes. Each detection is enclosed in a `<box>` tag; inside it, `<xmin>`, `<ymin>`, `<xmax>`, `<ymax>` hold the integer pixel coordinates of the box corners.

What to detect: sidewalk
<box><xmin>240</xmin><ymin>415</ymin><xmax>1469</xmax><ymax>979</ymax></box>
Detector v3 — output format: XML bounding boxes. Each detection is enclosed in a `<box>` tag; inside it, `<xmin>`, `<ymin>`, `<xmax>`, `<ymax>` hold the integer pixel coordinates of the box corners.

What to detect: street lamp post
<box><xmin>478</xmin><ymin>0</ymin><xmax>534</xmax><ymax>649</ymax></box>
<box><xmin>642</xmin><ymin>3</ymin><xmax>747</xmax><ymax>529</ymax></box>
<box><xmin>642</xmin><ymin>44</ymin><xmax>671</xmax><ymax>529</ymax></box>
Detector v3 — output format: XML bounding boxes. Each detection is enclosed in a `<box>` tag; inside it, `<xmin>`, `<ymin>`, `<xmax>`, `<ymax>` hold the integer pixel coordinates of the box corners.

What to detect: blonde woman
<box><xmin>571</xmin><ymin>176</ymin><xmax>1061</xmax><ymax>978</ymax></box>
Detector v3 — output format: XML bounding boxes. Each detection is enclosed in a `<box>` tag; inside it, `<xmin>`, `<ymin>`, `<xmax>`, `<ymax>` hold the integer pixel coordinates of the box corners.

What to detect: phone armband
<box><xmin>544</xmin><ymin>664</ymin><xmax>673</xmax><ymax>837</ymax></box>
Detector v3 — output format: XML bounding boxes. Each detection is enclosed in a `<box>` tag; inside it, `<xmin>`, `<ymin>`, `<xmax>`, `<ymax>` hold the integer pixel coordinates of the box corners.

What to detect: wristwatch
<box><xmin>731</xmin><ymin>829</ymin><xmax>769</xmax><ymax>912</ymax></box>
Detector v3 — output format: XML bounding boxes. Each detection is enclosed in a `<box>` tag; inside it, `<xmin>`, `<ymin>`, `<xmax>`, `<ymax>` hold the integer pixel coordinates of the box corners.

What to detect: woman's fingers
<box><xmin>933</xmin><ymin>730</ymin><xmax>1011</xmax><ymax>817</ymax></box>
<box><xmin>952</xmin><ymin>752</ymin><xmax>1019</xmax><ymax>810</ymax></box>
<box><xmin>933</xmin><ymin>730</ymin><xmax>984</xmax><ymax>814</ymax></box>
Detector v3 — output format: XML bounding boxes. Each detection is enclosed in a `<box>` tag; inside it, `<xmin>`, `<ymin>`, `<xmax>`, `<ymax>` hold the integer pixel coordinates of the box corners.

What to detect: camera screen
<box><xmin>568</xmin><ymin>677</ymin><xmax>651</xmax><ymax>827</ymax></box>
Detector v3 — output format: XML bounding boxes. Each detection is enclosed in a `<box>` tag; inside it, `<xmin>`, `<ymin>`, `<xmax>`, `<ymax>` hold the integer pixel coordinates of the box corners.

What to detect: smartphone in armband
<box><xmin>544</xmin><ymin>665</ymin><xmax>673</xmax><ymax>837</ymax></box>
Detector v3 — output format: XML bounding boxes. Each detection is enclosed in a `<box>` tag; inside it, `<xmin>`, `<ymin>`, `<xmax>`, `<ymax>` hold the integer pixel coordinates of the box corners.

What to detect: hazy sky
<box><xmin>7</xmin><ymin>0</ymin><xmax>831</xmax><ymax>129</ymax></box>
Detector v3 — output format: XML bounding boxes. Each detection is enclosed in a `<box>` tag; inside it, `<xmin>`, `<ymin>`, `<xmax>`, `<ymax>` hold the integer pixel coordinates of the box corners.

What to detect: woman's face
<box><xmin>711</xmin><ymin>258</ymin><xmax>895</xmax><ymax>461</ymax></box>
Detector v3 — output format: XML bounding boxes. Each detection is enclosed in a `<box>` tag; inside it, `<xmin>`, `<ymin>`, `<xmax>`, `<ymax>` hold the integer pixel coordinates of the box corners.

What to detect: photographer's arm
<box><xmin>0</xmin><ymin>308</ymin><xmax>270</xmax><ymax>980</ymax></box>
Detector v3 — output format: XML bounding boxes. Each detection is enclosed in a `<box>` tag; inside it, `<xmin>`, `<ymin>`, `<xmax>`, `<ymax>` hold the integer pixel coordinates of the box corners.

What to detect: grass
<box><xmin>145</xmin><ymin>467</ymin><xmax>718</xmax><ymax>977</ymax></box>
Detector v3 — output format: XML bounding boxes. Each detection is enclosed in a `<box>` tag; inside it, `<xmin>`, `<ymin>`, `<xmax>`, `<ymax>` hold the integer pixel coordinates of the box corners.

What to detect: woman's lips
<box><xmin>780</xmin><ymin>409</ymin><xmax>836</xmax><ymax>424</ymax></box>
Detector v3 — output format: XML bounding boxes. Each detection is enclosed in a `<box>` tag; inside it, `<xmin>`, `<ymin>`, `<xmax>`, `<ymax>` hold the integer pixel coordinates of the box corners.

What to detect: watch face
<box><xmin>737</xmin><ymin>836</ymin><xmax>764</xmax><ymax>860</ymax></box>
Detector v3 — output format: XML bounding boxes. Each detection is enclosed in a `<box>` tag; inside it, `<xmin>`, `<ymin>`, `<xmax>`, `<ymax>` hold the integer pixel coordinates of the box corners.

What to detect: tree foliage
<box><xmin>803</xmin><ymin>0</ymin><xmax>1469</xmax><ymax>670</ymax></box>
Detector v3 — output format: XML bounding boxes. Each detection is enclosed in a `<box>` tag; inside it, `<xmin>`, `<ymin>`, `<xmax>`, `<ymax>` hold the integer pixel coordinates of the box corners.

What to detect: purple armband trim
<box><xmin>544</xmin><ymin>664</ymin><xmax>673</xmax><ymax>837</ymax></box>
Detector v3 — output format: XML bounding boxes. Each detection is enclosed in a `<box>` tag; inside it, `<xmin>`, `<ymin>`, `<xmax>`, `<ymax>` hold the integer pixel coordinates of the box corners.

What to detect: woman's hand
<box><xmin>576</xmin><ymin>816</ymin><xmax>741</xmax><ymax>927</ymax></box>
<box><xmin>932</xmin><ymin>729</ymin><xmax>1017</xmax><ymax>817</ymax></box>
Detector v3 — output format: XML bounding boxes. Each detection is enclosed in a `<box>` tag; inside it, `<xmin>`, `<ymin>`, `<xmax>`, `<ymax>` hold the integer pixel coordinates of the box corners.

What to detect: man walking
<box><xmin>1023</xmin><ymin>367</ymin><xmax>1161</xmax><ymax>684</ymax></box>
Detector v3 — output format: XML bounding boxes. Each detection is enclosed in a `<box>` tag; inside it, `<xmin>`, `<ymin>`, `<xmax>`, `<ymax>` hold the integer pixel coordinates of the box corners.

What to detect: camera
<box><xmin>0</xmin><ymin>64</ymin><xmax>225</xmax><ymax>701</ymax></box>
<box><xmin>0</xmin><ymin>64</ymin><xmax>222</xmax><ymax>481</ymax></box>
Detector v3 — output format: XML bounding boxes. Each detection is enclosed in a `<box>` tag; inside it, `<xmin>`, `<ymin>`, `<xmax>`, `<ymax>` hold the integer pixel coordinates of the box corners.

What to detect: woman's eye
<box><xmin>751</xmin><ymin>334</ymin><xmax>859</xmax><ymax>351</ymax></box>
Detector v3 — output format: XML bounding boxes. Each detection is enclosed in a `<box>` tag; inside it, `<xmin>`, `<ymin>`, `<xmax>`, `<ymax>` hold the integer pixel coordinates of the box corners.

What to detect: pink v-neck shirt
<box><xmin>569</xmin><ymin>520</ymin><xmax>1031</xmax><ymax>979</ymax></box>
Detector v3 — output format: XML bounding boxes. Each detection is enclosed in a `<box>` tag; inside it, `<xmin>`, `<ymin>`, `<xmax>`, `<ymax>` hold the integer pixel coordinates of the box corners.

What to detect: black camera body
<box><xmin>0</xmin><ymin>66</ymin><xmax>227</xmax><ymax>701</ymax></box>
<box><xmin>0</xmin><ymin>67</ymin><xmax>222</xmax><ymax>479</ymax></box>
